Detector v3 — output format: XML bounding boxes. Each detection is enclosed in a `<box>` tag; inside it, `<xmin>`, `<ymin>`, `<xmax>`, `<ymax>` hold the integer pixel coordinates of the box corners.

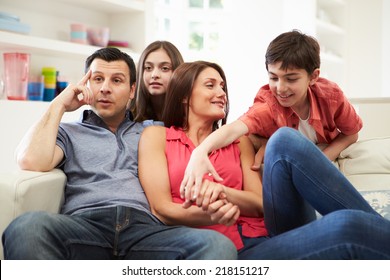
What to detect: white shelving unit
<box><xmin>315</xmin><ymin>0</ymin><xmax>347</xmax><ymax>89</ymax></box>
<box><xmin>0</xmin><ymin>30</ymin><xmax>101</xmax><ymax>58</ymax></box>
<box><xmin>59</xmin><ymin>0</ymin><xmax>146</xmax><ymax>12</ymax></box>
<box><xmin>0</xmin><ymin>0</ymin><xmax>150</xmax><ymax>169</ymax></box>
<box><xmin>0</xmin><ymin>0</ymin><xmax>147</xmax><ymax>86</ymax></box>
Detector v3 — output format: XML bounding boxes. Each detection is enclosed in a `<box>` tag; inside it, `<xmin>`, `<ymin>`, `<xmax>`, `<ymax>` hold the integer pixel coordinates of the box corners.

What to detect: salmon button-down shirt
<box><xmin>239</xmin><ymin>77</ymin><xmax>363</xmax><ymax>143</ymax></box>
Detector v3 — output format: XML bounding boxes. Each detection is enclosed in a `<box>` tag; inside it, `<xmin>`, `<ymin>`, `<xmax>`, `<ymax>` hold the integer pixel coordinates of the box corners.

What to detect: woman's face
<box><xmin>143</xmin><ymin>48</ymin><xmax>173</xmax><ymax>96</ymax></box>
<box><xmin>189</xmin><ymin>67</ymin><xmax>227</xmax><ymax>123</ymax></box>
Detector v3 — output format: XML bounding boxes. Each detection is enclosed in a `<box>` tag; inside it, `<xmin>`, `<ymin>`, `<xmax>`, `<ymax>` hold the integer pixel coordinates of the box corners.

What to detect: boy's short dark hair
<box><xmin>85</xmin><ymin>47</ymin><xmax>136</xmax><ymax>86</ymax></box>
<box><xmin>265</xmin><ymin>30</ymin><xmax>320</xmax><ymax>74</ymax></box>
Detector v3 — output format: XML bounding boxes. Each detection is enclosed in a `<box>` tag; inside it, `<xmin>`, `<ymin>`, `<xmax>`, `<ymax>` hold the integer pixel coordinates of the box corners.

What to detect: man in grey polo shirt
<box><xmin>2</xmin><ymin>48</ymin><xmax>236</xmax><ymax>260</ymax></box>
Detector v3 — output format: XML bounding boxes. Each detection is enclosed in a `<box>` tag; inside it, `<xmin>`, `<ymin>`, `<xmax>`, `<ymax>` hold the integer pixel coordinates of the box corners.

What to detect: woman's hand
<box><xmin>180</xmin><ymin>147</ymin><xmax>223</xmax><ymax>208</ymax></box>
<box><xmin>196</xmin><ymin>179</ymin><xmax>226</xmax><ymax>210</ymax></box>
<box><xmin>195</xmin><ymin>179</ymin><xmax>240</xmax><ymax>227</ymax></box>
<box><xmin>206</xmin><ymin>200</ymin><xmax>240</xmax><ymax>226</ymax></box>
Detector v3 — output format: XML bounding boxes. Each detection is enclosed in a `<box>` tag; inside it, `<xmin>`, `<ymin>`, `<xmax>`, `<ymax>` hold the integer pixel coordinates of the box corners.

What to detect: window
<box><xmin>189</xmin><ymin>0</ymin><xmax>203</xmax><ymax>8</ymax></box>
<box><xmin>153</xmin><ymin>0</ymin><xmax>231</xmax><ymax>59</ymax></box>
<box><xmin>189</xmin><ymin>22</ymin><xmax>204</xmax><ymax>50</ymax></box>
<box><xmin>209</xmin><ymin>0</ymin><xmax>223</xmax><ymax>9</ymax></box>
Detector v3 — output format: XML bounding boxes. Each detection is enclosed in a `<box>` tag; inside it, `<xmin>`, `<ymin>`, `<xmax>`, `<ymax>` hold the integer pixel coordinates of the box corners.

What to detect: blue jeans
<box><xmin>238</xmin><ymin>127</ymin><xmax>390</xmax><ymax>259</ymax></box>
<box><xmin>2</xmin><ymin>206</ymin><xmax>237</xmax><ymax>260</ymax></box>
<box><xmin>238</xmin><ymin>209</ymin><xmax>390</xmax><ymax>259</ymax></box>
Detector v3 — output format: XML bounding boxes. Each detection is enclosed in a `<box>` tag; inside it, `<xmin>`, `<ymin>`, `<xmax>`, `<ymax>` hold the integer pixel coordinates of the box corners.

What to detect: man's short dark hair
<box><xmin>85</xmin><ymin>47</ymin><xmax>136</xmax><ymax>86</ymax></box>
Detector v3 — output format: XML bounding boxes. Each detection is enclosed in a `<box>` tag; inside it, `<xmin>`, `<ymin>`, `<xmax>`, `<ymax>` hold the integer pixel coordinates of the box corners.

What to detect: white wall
<box><xmin>210</xmin><ymin>0</ymin><xmax>317</xmax><ymax>121</ymax></box>
<box><xmin>382</xmin><ymin>0</ymin><xmax>390</xmax><ymax>96</ymax></box>
<box><xmin>219</xmin><ymin>0</ymin><xmax>283</xmax><ymax>121</ymax></box>
<box><xmin>347</xmin><ymin>0</ymin><xmax>383</xmax><ymax>98</ymax></box>
<box><xmin>351</xmin><ymin>98</ymin><xmax>390</xmax><ymax>139</ymax></box>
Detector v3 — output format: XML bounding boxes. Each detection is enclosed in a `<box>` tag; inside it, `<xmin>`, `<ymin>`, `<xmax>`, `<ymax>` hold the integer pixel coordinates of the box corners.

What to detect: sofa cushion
<box><xmin>338</xmin><ymin>136</ymin><xmax>390</xmax><ymax>176</ymax></box>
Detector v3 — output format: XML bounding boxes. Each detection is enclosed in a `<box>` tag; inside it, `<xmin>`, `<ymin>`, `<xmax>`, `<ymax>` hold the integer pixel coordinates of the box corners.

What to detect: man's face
<box><xmin>88</xmin><ymin>58</ymin><xmax>135</xmax><ymax>125</ymax></box>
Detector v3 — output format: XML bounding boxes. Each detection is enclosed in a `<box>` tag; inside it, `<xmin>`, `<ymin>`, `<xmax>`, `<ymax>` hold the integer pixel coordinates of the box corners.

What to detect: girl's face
<box><xmin>143</xmin><ymin>48</ymin><xmax>173</xmax><ymax>96</ymax></box>
<box><xmin>268</xmin><ymin>61</ymin><xmax>319</xmax><ymax>111</ymax></box>
<box><xmin>188</xmin><ymin>67</ymin><xmax>227</xmax><ymax>123</ymax></box>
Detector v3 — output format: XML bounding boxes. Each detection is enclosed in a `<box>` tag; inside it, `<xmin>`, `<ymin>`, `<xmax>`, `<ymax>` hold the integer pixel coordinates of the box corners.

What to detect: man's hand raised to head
<box><xmin>53</xmin><ymin>69</ymin><xmax>94</xmax><ymax>112</ymax></box>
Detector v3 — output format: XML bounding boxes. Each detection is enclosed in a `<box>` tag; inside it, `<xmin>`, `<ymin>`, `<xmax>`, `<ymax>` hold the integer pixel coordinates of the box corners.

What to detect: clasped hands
<box><xmin>183</xmin><ymin>179</ymin><xmax>240</xmax><ymax>227</ymax></box>
<box><xmin>180</xmin><ymin>149</ymin><xmax>240</xmax><ymax>227</ymax></box>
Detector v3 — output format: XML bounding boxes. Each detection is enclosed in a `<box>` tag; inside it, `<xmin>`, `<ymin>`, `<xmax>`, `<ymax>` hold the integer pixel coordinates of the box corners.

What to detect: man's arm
<box><xmin>16</xmin><ymin>102</ymin><xmax>66</xmax><ymax>171</ymax></box>
<box><xmin>180</xmin><ymin>119</ymin><xmax>249</xmax><ymax>207</ymax></box>
<box><xmin>16</xmin><ymin>70</ymin><xmax>93</xmax><ymax>171</ymax></box>
<box><xmin>322</xmin><ymin>132</ymin><xmax>359</xmax><ymax>161</ymax></box>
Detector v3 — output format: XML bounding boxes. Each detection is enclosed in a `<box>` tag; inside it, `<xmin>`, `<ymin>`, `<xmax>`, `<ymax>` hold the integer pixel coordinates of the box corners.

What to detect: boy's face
<box><xmin>267</xmin><ymin>62</ymin><xmax>319</xmax><ymax>112</ymax></box>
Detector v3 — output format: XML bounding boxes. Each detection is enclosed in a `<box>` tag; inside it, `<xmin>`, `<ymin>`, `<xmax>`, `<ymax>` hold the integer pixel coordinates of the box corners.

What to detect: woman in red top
<box><xmin>139</xmin><ymin>61</ymin><xmax>267</xmax><ymax>252</ymax></box>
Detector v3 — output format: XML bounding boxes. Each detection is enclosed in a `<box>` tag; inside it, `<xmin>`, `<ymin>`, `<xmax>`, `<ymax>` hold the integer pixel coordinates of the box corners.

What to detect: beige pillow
<box><xmin>338</xmin><ymin>137</ymin><xmax>390</xmax><ymax>176</ymax></box>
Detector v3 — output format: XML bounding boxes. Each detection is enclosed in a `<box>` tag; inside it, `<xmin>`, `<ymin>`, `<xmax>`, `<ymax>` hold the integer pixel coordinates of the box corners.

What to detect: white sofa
<box><xmin>1</xmin><ymin>101</ymin><xmax>390</xmax><ymax>260</ymax></box>
<box><xmin>0</xmin><ymin>100</ymin><xmax>84</xmax><ymax>259</ymax></box>
<box><xmin>1</xmin><ymin>138</ymin><xmax>390</xmax><ymax>260</ymax></box>
<box><xmin>0</xmin><ymin>169</ymin><xmax>66</xmax><ymax>260</ymax></box>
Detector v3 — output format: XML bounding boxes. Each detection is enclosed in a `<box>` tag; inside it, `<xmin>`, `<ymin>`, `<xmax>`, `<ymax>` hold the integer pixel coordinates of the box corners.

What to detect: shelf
<box><xmin>0</xmin><ymin>30</ymin><xmax>139</xmax><ymax>60</ymax></box>
<box><xmin>316</xmin><ymin>19</ymin><xmax>345</xmax><ymax>35</ymax></box>
<box><xmin>317</xmin><ymin>0</ymin><xmax>346</xmax><ymax>9</ymax></box>
<box><xmin>320</xmin><ymin>52</ymin><xmax>344</xmax><ymax>64</ymax></box>
<box><xmin>58</xmin><ymin>0</ymin><xmax>145</xmax><ymax>13</ymax></box>
<box><xmin>315</xmin><ymin>0</ymin><xmax>347</xmax><ymax>90</ymax></box>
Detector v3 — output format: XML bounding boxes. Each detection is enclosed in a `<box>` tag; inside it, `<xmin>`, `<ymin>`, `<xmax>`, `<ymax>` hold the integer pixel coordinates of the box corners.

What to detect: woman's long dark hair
<box><xmin>162</xmin><ymin>61</ymin><xmax>229</xmax><ymax>131</ymax></box>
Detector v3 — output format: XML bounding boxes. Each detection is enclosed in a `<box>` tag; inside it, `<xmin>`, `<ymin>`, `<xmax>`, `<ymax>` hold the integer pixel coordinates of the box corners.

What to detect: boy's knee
<box><xmin>322</xmin><ymin>210</ymin><xmax>375</xmax><ymax>242</ymax></box>
<box><xmin>271</xmin><ymin>127</ymin><xmax>300</xmax><ymax>145</ymax></box>
<box><xmin>266</xmin><ymin>127</ymin><xmax>298</xmax><ymax>156</ymax></box>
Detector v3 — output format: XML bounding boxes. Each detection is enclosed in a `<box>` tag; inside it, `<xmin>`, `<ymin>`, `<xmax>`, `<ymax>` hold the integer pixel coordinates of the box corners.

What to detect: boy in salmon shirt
<box><xmin>180</xmin><ymin>29</ymin><xmax>362</xmax><ymax>200</ymax></box>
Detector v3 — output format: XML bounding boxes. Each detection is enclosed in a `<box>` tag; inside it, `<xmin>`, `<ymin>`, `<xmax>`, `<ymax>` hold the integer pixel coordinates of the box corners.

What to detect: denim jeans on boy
<box><xmin>2</xmin><ymin>206</ymin><xmax>237</xmax><ymax>260</ymax></box>
<box><xmin>238</xmin><ymin>127</ymin><xmax>390</xmax><ymax>259</ymax></box>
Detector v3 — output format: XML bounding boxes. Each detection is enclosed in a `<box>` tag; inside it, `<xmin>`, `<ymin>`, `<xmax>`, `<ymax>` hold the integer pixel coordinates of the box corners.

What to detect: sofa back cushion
<box><xmin>338</xmin><ymin>137</ymin><xmax>390</xmax><ymax>176</ymax></box>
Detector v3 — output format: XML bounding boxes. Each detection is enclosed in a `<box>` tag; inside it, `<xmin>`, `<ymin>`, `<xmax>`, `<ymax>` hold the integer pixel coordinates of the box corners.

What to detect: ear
<box><xmin>309</xmin><ymin>68</ymin><xmax>320</xmax><ymax>86</ymax></box>
<box><xmin>129</xmin><ymin>83</ymin><xmax>136</xmax><ymax>100</ymax></box>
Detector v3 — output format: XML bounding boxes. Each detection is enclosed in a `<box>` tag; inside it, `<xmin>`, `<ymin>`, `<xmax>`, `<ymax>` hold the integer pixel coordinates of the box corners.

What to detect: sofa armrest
<box><xmin>0</xmin><ymin>169</ymin><xmax>66</xmax><ymax>259</ymax></box>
